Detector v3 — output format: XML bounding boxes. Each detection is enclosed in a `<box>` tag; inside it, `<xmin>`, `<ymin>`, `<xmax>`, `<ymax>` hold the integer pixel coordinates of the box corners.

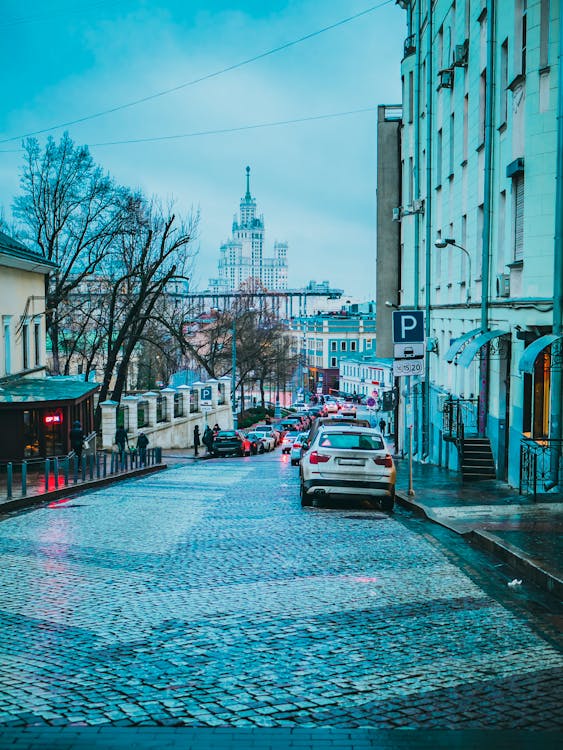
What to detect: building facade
<box><xmin>289</xmin><ymin>311</ymin><xmax>378</xmax><ymax>396</ymax></box>
<box><xmin>209</xmin><ymin>167</ymin><xmax>288</xmax><ymax>293</ymax></box>
<box><xmin>0</xmin><ymin>231</ymin><xmax>98</xmax><ymax>460</ymax></box>
<box><xmin>385</xmin><ymin>0</ymin><xmax>562</xmax><ymax>490</ymax></box>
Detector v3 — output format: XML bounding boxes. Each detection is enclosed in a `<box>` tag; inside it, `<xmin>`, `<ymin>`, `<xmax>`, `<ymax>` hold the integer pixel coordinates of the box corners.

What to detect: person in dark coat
<box><xmin>193</xmin><ymin>425</ymin><xmax>201</xmax><ymax>456</ymax></box>
<box><xmin>136</xmin><ymin>432</ymin><xmax>149</xmax><ymax>465</ymax></box>
<box><xmin>69</xmin><ymin>420</ymin><xmax>84</xmax><ymax>461</ymax></box>
<box><xmin>379</xmin><ymin>419</ymin><xmax>387</xmax><ymax>435</ymax></box>
<box><xmin>115</xmin><ymin>426</ymin><xmax>129</xmax><ymax>457</ymax></box>
<box><xmin>203</xmin><ymin>425</ymin><xmax>214</xmax><ymax>456</ymax></box>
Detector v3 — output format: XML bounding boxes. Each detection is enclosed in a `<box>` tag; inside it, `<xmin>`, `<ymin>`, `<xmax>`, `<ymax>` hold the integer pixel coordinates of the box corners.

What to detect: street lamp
<box><xmin>435</xmin><ymin>238</ymin><xmax>472</xmax><ymax>306</ymax></box>
<box><xmin>231</xmin><ymin>315</ymin><xmax>237</xmax><ymax>429</ymax></box>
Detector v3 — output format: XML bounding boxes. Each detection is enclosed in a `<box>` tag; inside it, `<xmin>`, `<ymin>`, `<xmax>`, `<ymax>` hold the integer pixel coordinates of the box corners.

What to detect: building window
<box><xmin>341</xmin><ymin>341</ymin><xmax>347</xmax><ymax>351</ymax></box>
<box><xmin>331</xmin><ymin>341</ymin><xmax>337</xmax><ymax>351</ymax></box>
<box><xmin>366</xmin><ymin>339</ymin><xmax>372</xmax><ymax>349</ymax></box>
<box><xmin>436</xmin><ymin>128</ymin><xmax>443</xmax><ymax>186</ymax></box>
<box><xmin>3</xmin><ymin>317</ymin><xmax>11</xmax><ymax>375</ymax></box>
<box><xmin>539</xmin><ymin>0</ymin><xmax>550</xmax><ymax>69</ymax></box>
<box><xmin>34</xmin><ymin>320</ymin><xmax>41</xmax><ymax>367</ymax></box>
<box><xmin>515</xmin><ymin>0</ymin><xmax>527</xmax><ymax>77</ymax></box>
<box><xmin>479</xmin><ymin>70</ymin><xmax>487</xmax><ymax>144</ymax></box>
<box><xmin>408</xmin><ymin>70</ymin><xmax>414</xmax><ymax>123</ymax></box>
<box><xmin>500</xmin><ymin>39</ymin><xmax>508</xmax><ymax>126</ymax></box>
<box><xmin>330</xmin><ymin>357</ymin><xmax>337</xmax><ymax>367</ymax></box>
<box><xmin>462</xmin><ymin>94</ymin><xmax>469</xmax><ymax>162</ymax></box>
<box><xmin>513</xmin><ymin>174</ymin><xmax>525</xmax><ymax>261</ymax></box>
<box><xmin>350</xmin><ymin>341</ymin><xmax>357</xmax><ymax>352</ymax></box>
<box><xmin>22</xmin><ymin>322</ymin><xmax>29</xmax><ymax>370</ymax></box>
<box><xmin>449</xmin><ymin>113</ymin><xmax>455</xmax><ymax>176</ymax></box>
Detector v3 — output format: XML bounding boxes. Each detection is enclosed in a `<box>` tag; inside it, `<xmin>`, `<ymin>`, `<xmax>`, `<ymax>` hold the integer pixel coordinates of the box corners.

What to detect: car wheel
<box><xmin>291</xmin><ymin>459</ymin><xmax>298</xmax><ymax>466</ymax></box>
<box><xmin>300</xmin><ymin>482</ymin><xmax>311</xmax><ymax>507</ymax></box>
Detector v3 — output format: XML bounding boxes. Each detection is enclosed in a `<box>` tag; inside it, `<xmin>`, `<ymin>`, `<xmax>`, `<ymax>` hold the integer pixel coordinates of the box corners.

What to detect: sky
<box><xmin>0</xmin><ymin>0</ymin><xmax>405</xmax><ymax>299</ymax></box>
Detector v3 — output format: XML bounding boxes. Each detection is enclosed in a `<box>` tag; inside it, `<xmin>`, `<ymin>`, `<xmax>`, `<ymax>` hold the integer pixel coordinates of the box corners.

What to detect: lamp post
<box><xmin>231</xmin><ymin>315</ymin><xmax>237</xmax><ymax>429</ymax></box>
<box><xmin>434</xmin><ymin>238</ymin><xmax>472</xmax><ymax>306</ymax></box>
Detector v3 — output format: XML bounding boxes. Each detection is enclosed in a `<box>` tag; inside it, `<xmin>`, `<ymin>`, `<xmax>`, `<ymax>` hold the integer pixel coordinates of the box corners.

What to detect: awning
<box><xmin>445</xmin><ymin>328</ymin><xmax>481</xmax><ymax>363</ymax></box>
<box><xmin>518</xmin><ymin>334</ymin><xmax>562</xmax><ymax>373</ymax></box>
<box><xmin>458</xmin><ymin>330</ymin><xmax>511</xmax><ymax>368</ymax></box>
<box><xmin>0</xmin><ymin>377</ymin><xmax>99</xmax><ymax>406</ymax></box>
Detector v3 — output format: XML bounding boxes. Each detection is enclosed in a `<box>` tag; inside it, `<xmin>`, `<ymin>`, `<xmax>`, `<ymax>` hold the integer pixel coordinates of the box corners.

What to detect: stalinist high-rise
<box><xmin>208</xmin><ymin>167</ymin><xmax>288</xmax><ymax>293</ymax></box>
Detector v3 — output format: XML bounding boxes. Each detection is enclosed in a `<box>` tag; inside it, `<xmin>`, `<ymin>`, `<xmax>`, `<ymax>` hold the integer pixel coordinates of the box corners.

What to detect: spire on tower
<box><xmin>245</xmin><ymin>165</ymin><xmax>251</xmax><ymax>200</ymax></box>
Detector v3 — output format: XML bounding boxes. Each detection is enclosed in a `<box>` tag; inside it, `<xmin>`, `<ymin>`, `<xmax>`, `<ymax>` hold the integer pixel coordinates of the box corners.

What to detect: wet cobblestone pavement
<box><xmin>0</xmin><ymin>453</ymin><xmax>562</xmax><ymax>731</ymax></box>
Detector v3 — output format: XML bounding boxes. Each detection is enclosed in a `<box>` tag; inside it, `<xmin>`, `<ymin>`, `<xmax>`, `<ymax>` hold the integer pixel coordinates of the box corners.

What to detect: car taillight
<box><xmin>373</xmin><ymin>455</ymin><xmax>393</xmax><ymax>468</ymax></box>
<box><xmin>309</xmin><ymin>451</ymin><xmax>330</xmax><ymax>464</ymax></box>
<box><xmin>293</xmin><ymin>442</ymin><xmax>301</xmax><ymax>448</ymax></box>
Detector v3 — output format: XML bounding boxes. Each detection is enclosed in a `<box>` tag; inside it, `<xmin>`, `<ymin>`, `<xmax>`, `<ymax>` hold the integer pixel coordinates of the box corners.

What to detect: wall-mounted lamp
<box><xmin>434</xmin><ymin>238</ymin><xmax>472</xmax><ymax>306</ymax></box>
<box><xmin>385</xmin><ymin>300</ymin><xmax>399</xmax><ymax>309</ymax></box>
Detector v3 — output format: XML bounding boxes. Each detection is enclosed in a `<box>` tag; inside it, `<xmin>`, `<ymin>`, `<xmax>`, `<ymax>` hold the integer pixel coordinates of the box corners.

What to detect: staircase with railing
<box><xmin>442</xmin><ymin>396</ymin><xmax>496</xmax><ymax>481</ymax></box>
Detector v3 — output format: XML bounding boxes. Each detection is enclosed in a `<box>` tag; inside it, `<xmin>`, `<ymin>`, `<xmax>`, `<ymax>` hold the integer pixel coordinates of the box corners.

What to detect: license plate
<box><xmin>338</xmin><ymin>459</ymin><xmax>365</xmax><ymax>466</ymax></box>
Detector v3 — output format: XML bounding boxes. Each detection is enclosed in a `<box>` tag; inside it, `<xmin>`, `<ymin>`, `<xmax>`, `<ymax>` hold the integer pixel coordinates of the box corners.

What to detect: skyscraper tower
<box><xmin>209</xmin><ymin>167</ymin><xmax>288</xmax><ymax>293</ymax></box>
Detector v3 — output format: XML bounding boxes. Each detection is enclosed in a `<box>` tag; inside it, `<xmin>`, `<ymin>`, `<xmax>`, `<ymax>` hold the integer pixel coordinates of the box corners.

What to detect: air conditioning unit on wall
<box><xmin>496</xmin><ymin>273</ymin><xmax>510</xmax><ymax>298</ymax></box>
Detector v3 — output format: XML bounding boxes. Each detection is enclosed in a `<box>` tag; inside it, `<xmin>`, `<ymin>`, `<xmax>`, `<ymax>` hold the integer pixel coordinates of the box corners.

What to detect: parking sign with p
<box><xmin>392</xmin><ymin>310</ymin><xmax>424</xmax><ymax>344</ymax></box>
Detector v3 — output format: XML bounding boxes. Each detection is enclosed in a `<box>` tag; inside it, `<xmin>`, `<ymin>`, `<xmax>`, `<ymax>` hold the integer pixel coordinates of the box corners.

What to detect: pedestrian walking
<box><xmin>203</xmin><ymin>425</ymin><xmax>214</xmax><ymax>456</ymax></box>
<box><xmin>136</xmin><ymin>432</ymin><xmax>149</xmax><ymax>465</ymax></box>
<box><xmin>115</xmin><ymin>425</ymin><xmax>129</xmax><ymax>458</ymax></box>
<box><xmin>69</xmin><ymin>420</ymin><xmax>85</xmax><ymax>462</ymax></box>
<box><xmin>379</xmin><ymin>418</ymin><xmax>386</xmax><ymax>435</ymax></box>
<box><xmin>193</xmin><ymin>425</ymin><xmax>201</xmax><ymax>456</ymax></box>
<box><xmin>213</xmin><ymin>423</ymin><xmax>221</xmax><ymax>437</ymax></box>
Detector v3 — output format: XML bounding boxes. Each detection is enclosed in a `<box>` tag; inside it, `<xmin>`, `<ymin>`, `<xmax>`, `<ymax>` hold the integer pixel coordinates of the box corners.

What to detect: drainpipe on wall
<box><xmin>422</xmin><ymin>1</ymin><xmax>433</xmax><ymax>459</ymax></box>
<box><xmin>547</xmin><ymin>7</ymin><xmax>563</xmax><ymax>488</ymax></box>
<box><xmin>478</xmin><ymin>0</ymin><xmax>495</xmax><ymax>437</ymax></box>
<box><xmin>414</xmin><ymin>0</ymin><xmax>421</xmax><ymax>310</ymax></box>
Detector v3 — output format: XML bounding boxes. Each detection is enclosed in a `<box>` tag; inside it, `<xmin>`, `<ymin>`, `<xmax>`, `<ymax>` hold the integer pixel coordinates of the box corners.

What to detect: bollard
<box><xmin>44</xmin><ymin>458</ymin><xmax>50</xmax><ymax>492</ymax></box>
<box><xmin>103</xmin><ymin>452</ymin><xmax>107</xmax><ymax>478</ymax></box>
<box><xmin>7</xmin><ymin>463</ymin><xmax>13</xmax><ymax>499</ymax></box>
<box><xmin>73</xmin><ymin>456</ymin><xmax>79</xmax><ymax>484</ymax></box>
<box><xmin>81</xmin><ymin>456</ymin><xmax>86</xmax><ymax>482</ymax></box>
<box><xmin>156</xmin><ymin>447</ymin><xmax>162</xmax><ymax>464</ymax></box>
<box><xmin>64</xmin><ymin>456</ymin><xmax>69</xmax><ymax>486</ymax></box>
<box><xmin>89</xmin><ymin>453</ymin><xmax>94</xmax><ymax>480</ymax></box>
<box><xmin>21</xmin><ymin>461</ymin><xmax>27</xmax><ymax>497</ymax></box>
<box><xmin>53</xmin><ymin>457</ymin><xmax>59</xmax><ymax>489</ymax></box>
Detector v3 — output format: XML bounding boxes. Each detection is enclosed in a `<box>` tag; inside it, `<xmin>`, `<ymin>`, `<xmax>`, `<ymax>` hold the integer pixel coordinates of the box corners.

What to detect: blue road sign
<box><xmin>200</xmin><ymin>386</ymin><xmax>213</xmax><ymax>404</ymax></box>
<box><xmin>392</xmin><ymin>310</ymin><xmax>425</xmax><ymax>344</ymax></box>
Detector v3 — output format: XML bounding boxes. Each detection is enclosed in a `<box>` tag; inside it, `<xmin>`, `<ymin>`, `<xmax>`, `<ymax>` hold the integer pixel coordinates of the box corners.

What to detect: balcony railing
<box><xmin>520</xmin><ymin>438</ymin><xmax>563</xmax><ymax>500</ymax></box>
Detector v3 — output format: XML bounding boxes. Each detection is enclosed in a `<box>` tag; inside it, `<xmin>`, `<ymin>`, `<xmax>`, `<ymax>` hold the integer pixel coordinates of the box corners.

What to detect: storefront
<box><xmin>0</xmin><ymin>377</ymin><xmax>98</xmax><ymax>461</ymax></box>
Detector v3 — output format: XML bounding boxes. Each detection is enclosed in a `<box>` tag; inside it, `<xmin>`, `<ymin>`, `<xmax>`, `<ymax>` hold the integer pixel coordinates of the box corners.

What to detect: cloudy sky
<box><xmin>1</xmin><ymin>0</ymin><xmax>405</xmax><ymax>299</ymax></box>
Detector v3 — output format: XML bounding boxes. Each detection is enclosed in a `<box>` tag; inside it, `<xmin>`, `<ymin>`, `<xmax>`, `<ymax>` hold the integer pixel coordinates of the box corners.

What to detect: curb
<box><xmin>395</xmin><ymin>489</ymin><xmax>562</xmax><ymax>598</ymax></box>
<box><xmin>0</xmin><ymin>463</ymin><xmax>168</xmax><ymax>516</ymax></box>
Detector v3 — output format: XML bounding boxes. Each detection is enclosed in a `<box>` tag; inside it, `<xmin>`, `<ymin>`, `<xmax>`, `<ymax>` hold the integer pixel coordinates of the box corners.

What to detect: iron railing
<box><xmin>0</xmin><ymin>448</ymin><xmax>163</xmax><ymax>502</ymax></box>
<box><xmin>520</xmin><ymin>438</ymin><xmax>563</xmax><ymax>500</ymax></box>
<box><xmin>442</xmin><ymin>397</ymin><xmax>479</xmax><ymax>442</ymax></box>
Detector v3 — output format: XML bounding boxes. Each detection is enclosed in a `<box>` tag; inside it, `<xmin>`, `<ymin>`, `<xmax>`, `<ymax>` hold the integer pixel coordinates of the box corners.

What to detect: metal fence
<box><xmin>442</xmin><ymin>397</ymin><xmax>479</xmax><ymax>441</ymax></box>
<box><xmin>520</xmin><ymin>438</ymin><xmax>563</xmax><ymax>500</ymax></box>
<box><xmin>174</xmin><ymin>393</ymin><xmax>184</xmax><ymax>417</ymax></box>
<box><xmin>137</xmin><ymin>400</ymin><xmax>149</xmax><ymax>428</ymax></box>
<box><xmin>156</xmin><ymin>395</ymin><xmax>167</xmax><ymax>423</ymax></box>
<box><xmin>0</xmin><ymin>448</ymin><xmax>163</xmax><ymax>502</ymax></box>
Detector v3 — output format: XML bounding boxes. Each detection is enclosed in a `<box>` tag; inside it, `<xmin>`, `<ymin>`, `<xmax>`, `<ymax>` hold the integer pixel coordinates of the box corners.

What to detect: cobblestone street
<box><xmin>0</xmin><ymin>453</ymin><xmax>562</xmax><ymax>731</ymax></box>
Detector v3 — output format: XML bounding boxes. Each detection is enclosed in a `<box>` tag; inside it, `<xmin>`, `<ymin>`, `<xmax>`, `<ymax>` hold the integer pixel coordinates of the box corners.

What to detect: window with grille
<box><xmin>513</xmin><ymin>175</ymin><xmax>524</xmax><ymax>261</ymax></box>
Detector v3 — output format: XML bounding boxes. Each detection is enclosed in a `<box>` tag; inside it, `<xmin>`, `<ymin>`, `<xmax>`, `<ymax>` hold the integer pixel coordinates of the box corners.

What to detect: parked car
<box><xmin>212</xmin><ymin>430</ymin><xmax>249</xmax><ymax>457</ymax></box>
<box><xmin>281</xmin><ymin>431</ymin><xmax>301</xmax><ymax>453</ymax></box>
<box><xmin>300</xmin><ymin>425</ymin><xmax>396</xmax><ymax>510</ymax></box>
<box><xmin>254</xmin><ymin>424</ymin><xmax>281</xmax><ymax>445</ymax></box>
<box><xmin>245</xmin><ymin>431</ymin><xmax>266</xmax><ymax>454</ymax></box>
<box><xmin>339</xmin><ymin>404</ymin><xmax>357</xmax><ymax>417</ymax></box>
<box><xmin>290</xmin><ymin>432</ymin><xmax>309</xmax><ymax>466</ymax></box>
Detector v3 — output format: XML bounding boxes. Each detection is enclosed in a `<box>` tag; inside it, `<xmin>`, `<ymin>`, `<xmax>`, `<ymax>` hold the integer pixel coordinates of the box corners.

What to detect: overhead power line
<box><xmin>89</xmin><ymin>107</ymin><xmax>378</xmax><ymax>147</ymax></box>
<box><xmin>0</xmin><ymin>0</ymin><xmax>393</xmax><ymax>144</ymax></box>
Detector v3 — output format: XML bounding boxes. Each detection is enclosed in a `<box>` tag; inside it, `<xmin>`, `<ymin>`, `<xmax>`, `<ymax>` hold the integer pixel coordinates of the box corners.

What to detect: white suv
<box><xmin>300</xmin><ymin>425</ymin><xmax>396</xmax><ymax>510</ymax></box>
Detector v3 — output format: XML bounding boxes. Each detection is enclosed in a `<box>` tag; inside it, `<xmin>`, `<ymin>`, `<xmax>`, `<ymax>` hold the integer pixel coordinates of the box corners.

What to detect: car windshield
<box><xmin>217</xmin><ymin>431</ymin><xmax>237</xmax><ymax>437</ymax></box>
<box><xmin>317</xmin><ymin>432</ymin><xmax>384</xmax><ymax>451</ymax></box>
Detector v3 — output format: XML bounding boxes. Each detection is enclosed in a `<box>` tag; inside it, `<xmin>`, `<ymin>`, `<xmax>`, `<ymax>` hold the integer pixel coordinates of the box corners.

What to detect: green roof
<box><xmin>0</xmin><ymin>231</ymin><xmax>57</xmax><ymax>270</ymax></box>
<box><xmin>0</xmin><ymin>376</ymin><xmax>99</xmax><ymax>405</ymax></box>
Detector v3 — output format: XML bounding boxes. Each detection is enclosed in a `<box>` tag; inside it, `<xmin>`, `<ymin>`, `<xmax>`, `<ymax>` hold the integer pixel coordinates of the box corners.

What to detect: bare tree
<box><xmin>13</xmin><ymin>133</ymin><xmax>128</xmax><ymax>373</ymax></box>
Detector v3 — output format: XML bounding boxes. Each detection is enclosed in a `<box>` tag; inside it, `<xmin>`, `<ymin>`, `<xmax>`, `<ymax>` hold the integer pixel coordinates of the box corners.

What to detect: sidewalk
<box><xmin>393</xmin><ymin>456</ymin><xmax>563</xmax><ymax>599</ymax></box>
